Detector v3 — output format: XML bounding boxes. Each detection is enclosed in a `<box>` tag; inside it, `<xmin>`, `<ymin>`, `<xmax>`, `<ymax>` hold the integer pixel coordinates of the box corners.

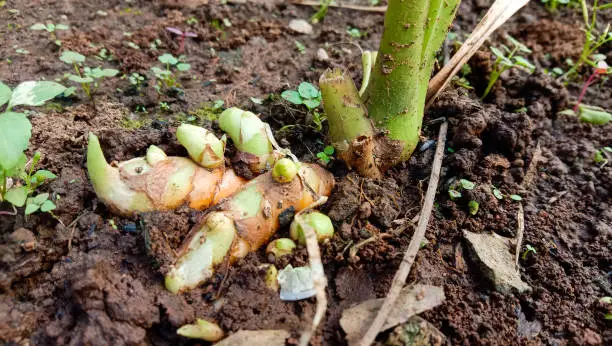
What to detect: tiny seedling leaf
<box><xmin>459</xmin><ymin>179</ymin><xmax>475</xmax><ymax>190</ymax></box>
<box><xmin>32</xmin><ymin>169</ymin><xmax>57</xmax><ymax>182</ymax></box>
<box><xmin>158</xmin><ymin>53</ymin><xmax>178</xmax><ymax>65</ymax></box>
<box><xmin>281</xmin><ymin>90</ymin><xmax>302</xmax><ymax>105</ymax></box>
<box><xmin>4</xmin><ymin>186</ymin><xmax>28</xmax><ymax>207</ymax></box>
<box><xmin>8</xmin><ymin>81</ymin><xmax>67</xmax><ymax>108</ymax></box>
<box><xmin>32</xmin><ymin>193</ymin><xmax>49</xmax><ymax>205</ymax></box>
<box><xmin>468</xmin><ymin>200</ymin><xmax>479</xmax><ymax>215</ymax></box>
<box><xmin>578</xmin><ymin>105</ymin><xmax>611</xmax><ymax>125</ymax></box>
<box><xmin>30</xmin><ymin>23</ymin><xmax>47</xmax><ymax>31</ymax></box>
<box><xmin>448</xmin><ymin>189</ymin><xmax>462</xmax><ymax>200</ymax></box>
<box><xmin>0</xmin><ymin>81</ymin><xmax>12</xmax><ymax>107</ymax></box>
<box><xmin>60</xmin><ymin>51</ymin><xmax>86</xmax><ymax>64</ymax></box>
<box><xmin>316</xmin><ymin>152</ymin><xmax>330</xmax><ymax>164</ymax></box>
<box><xmin>302</xmin><ymin>98</ymin><xmax>321</xmax><ymax>110</ymax></box>
<box><xmin>510</xmin><ymin>194</ymin><xmax>522</xmax><ymax>201</ymax></box>
<box><xmin>492</xmin><ymin>188</ymin><xmax>503</xmax><ymax>200</ymax></box>
<box><xmin>68</xmin><ymin>75</ymin><xmax>94</xmax><ymax>84</ymax></box>
<box><xmin>25</xmin><ymin>202</ymin><xmax>40</xmax><ymax>215</ymax></box>
<box><xmin>0</xmin><ymin>112</ymin><xmax>32</xmax><ymax>171</ymax></box>
<box><xmin>298</xmin><ymin>82</ymin><xmax>319</xmax><ymax>99</ymax></box>
<box><xmin>323</xmin><ymin>145</ymin><xmax>335</xmax><ymax>156</ymax></box>
<box><xmin>40</xmin><ymin>199</ymin><xmax>56</xmax><ymax>212</ymax></box>
<box><xmin>513</xmin><ymin>56</ymin><xmax>535</xmax><ymax>71</ymax></box>
<box><xmin>55</xmin><ymin>24</ymin><xmax>69</xmax><ymax>30</ymax></box>
<box><xmin>176</xmin><ymin>63</ymin><xmax>191</xmax><ymax>71</ymax></box>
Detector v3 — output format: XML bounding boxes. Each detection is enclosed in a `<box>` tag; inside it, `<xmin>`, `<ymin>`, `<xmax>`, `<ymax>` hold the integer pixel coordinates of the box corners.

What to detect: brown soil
<box><xmin>1</xmin><ymin>0</ymin><xmax>610</xmax><ymax>345</ymax></box>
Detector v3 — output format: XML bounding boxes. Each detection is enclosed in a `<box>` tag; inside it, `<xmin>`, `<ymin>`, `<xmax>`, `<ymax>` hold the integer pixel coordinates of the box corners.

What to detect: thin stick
<box><xmin>356</xmin><ymin>122</ymin><xmax>448</xmax><ymax>346</ymax></box>
<box><xmin>514</xmin><ymin>203</ymin><xmax>524</xmax><ymax>268</ymax></box>
<box><xmin>290</xmin><ymin>0</ymin><xmax>387</xmax><ymax>13</ymax></box>
<box><xmin>425</xmin><ymin>0</ymin><xmax>530</xmax><ymax>108</ymax></box>
<box><xmin>297</xmin><ymin>197</ymin><xmax>329</xmax><ymax>346</ymax></box>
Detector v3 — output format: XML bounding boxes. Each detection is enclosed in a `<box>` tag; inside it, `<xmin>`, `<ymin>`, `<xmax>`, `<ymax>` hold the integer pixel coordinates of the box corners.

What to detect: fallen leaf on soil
<box><xmin>214</xmin><ymin>330</ymin><xmax>290</xmax><ymax>346</ymax></box>
<box><xmin>463</xmin><ymin>231</ymin><xmax>531</xmax><ymax>294</ymax></box>
<box><xmin>339</xmin><ymin>284</ymin><xmax>445</xmax><ymax>345</ymax></box>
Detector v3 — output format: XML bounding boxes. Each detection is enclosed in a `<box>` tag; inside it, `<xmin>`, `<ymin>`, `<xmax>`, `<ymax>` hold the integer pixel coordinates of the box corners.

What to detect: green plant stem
<box><xmin>361</xmin><ymin>0</ymin><xmax>459</xmax><ymax>160</ymax></box>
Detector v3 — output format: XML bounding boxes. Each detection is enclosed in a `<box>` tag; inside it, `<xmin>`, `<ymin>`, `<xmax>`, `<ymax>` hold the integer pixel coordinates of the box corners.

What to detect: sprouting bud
<box><xmin>272</xmin><ymin>158</ymin><xmax>298</xmax><ymax>183</ymax></box>
<box><xmin>266</xmin><ymin>238</ymin><xmax>296</xmax><ymax>257</ymax></box>
<box><xmin>259</xmin><ymin>264</ymin><xmax>279</xmax><ymax>291</ymax></box>
<box><xmin>290</xmin><ymin>211</ymin><xmax>334</xmax><ymax>245</ymax></box>
<box><xmin>219</xmin><ymin>107</ymin><xmax>276</xmax><ymax>174</ymax></box>
<box><xmin>146</xmin><ymin>145</ymin><xmax>168</xmax><ymax>165</ymax></box>
<box><xmin>177</xmin><ymin>319</ymin><xmax>224</xmax><ymax>341</ymax></box>
<box><xmin>176</xmin><ymin>123</ymin><xmax>225</xmax><ymax>168</ymax></box>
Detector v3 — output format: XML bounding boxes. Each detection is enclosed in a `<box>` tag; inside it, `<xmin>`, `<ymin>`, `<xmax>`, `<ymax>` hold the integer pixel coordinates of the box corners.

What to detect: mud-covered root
<box><xmin>164</xmin><ymin>163</ymin><xmax>335</xmax><ymax>293</ymax></box>
<box><xmin>86</xmin><ymin>132</ymin><xmax>245</xmax><ymax>215</ymax></box>
<box><xmin>219</xmin><ymin>107</ymin><xmax>282</xmax><ymax>177</ymax></box>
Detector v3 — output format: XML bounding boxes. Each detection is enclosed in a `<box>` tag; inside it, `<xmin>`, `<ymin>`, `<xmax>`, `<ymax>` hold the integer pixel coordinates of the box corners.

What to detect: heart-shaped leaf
<box><xmin>8</xmin><ymin>81</ymin><xmax>67</xmax><ymax>108</ymax></box>
<box><xmin>0</xmin><ymin>112</ymin><xmax>31</xmax><ymax>171</ymax></box>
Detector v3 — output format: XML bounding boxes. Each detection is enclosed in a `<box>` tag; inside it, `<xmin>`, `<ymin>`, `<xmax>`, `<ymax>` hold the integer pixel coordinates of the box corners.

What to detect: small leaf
<box><xmin>4</xmin><ymin>186</ymin><xmax>28</xmax><ymax>207</ymax></box>
<box><xmin>459</xmin><ymin>179</ymin><xmax>475</xmax><ymax>190</ymax></box>
<box><xmin>448</xmin><ymin>190</ymin><xmax>462</xmax><ymax>200</ymax></box>
<box><xmin>40</xmin><ymin>199</ymin><xmax>56</xmax><ymax>212</ymax></box>
<box><xmin>250</xmin><ymin>97</ymin><xmax>263</xmax><ymax>105</ymax></box>
<box><xmin>578</xmin><ymin>104</ymin><xmax>611</xmax><ymax>125</ymax></box>
<box><xmin>302</xmin><ymin>98</ymin><xmax>321</xmax><ymax>110</ymax></box>
<box><xmin>30</xmin><ymin>23</ymin><xmax>47</xmax><ymax>31</ymax></box>
<box><xmin>468</xmin><ymin>200</ymin><xmax>479</xmax><ymax>215</ymax></box>
<box><xmin>176</xmin><ymin>63</ymin><xmax>191</xmax><ymax>71</ymax></box>
<box><xmin>32</xmin><ymin>193</ymin><xmax>49</xmax><ymax>205</ymax></box>
<box><xmin>492</xmin><ymin>188</ymin><xmax>503</xmax><ymax>200</ymax></box>
<box><xmin>158</xmin><ymin>53</ymin><xmax>178</xmax><ymax>65</ymax></box>
<box><xmin>316</xmin><ymin>152</ymin><xmax>330</xmax><ymax>164</ymax></box>
<box><xmin>0</xmin><ymin>81</ymin><xmax>12</xmax><ymax>107</ymax></box>
<box><xmin>323</xmin><ymin>145</ymin><xmax>335</xmax><ymax>155</ymax></box>
<box><xmin>281</xmin><ymin>90</ymin><xmax>302</xmax><ymax>105</ymax></box>
<box><xmin>298</xmin><ymin>82</ymin><xmax>319</xmax><ymax>99</ymax></box>
<box><xmin>25</xmin><ymin>202</ymin><xmax>40</xmax><ymax>215</ymax></box>
<box><xmin>60</xmin><ymin>51</ymin><xmax>86</xmax><ymax>64</ymax></box>
<box><xmin>0</xmin><ymin>112</ymin><xmax>31</xmax><ymax>171</ymax></box>
<box><xmin>68</xmin><ymin>75</ymin><xmax>94</xmax><ymax>84</ymax></box>
<box><xmin>8</xmin><ymin>81</ymin><xmax>67</xmax><ymax>108</ymax></box>
<box><xmin>32</xmin><ymin>169</ymin><xmax>56</xmax><ymax>181</ymax></box>
<box><xmin>558</xmin><ymin>109</ymin><xmax>576</xmax><ymax>117</ymax></box>
<box><xmin>55</xmin><ymin>24</ymin><xmax>69</xmax><ymax>30</ymax></box>
<box><xmin>510</xmin><ymin>194</ymin><xmax>522</xmax><ymax>201</ymax></box>
<box><xmin>513</xmin><ymin>56</ymin><xmax>535</xmax><ymax>71</ymax></box>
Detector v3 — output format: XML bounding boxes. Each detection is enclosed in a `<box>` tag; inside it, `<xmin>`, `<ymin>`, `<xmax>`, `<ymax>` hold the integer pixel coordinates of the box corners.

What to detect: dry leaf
<box><xmin>340</xmin><ymin>284</ymin><xmax>445</xmax><ymax>345</ymax></box>
<box><xmin>214</xmin><ymin>330</ymin><xmax>290</xmax><ymax>346</ymax></box>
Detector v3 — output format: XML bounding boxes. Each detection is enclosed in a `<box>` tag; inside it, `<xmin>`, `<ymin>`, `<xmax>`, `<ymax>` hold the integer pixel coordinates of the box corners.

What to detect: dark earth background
<box><xmin>0</xmin><ymin>0</ymin><xmax>610</xmax><ymax>345</ymax></box>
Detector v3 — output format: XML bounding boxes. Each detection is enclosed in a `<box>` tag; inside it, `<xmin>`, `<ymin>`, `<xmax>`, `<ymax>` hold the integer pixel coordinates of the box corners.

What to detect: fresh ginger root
<box><xmin>87</xmin><ymin>133</ymin><xmax>245</xmax><ymax>215</ymax></box>
<box><xmin>165</xmin><ymin>161</ymin><xmax>334</xmax><ymax>293</ymax></box>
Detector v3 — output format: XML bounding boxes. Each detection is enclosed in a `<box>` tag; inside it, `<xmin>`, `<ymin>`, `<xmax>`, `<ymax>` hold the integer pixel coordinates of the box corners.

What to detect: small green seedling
<box><xmin>559</xmin><ymin>104</ymin><xmax>611</xmax><ymax>125</ymax></box>
<box><xmin>459</xmin><ymin>179</ymin><xmax>476</xmax><ymax>190</ymax></box>
<box><xmin>468</xmin><ymin>200</ymin><xmax>479</xmax><ymax>215</ymax></box>
<box><xmin>347</xmin><ymin>27</ymin><xmax>366</xmax><ymax>38</ymax></box>
<box><xmin>0</xmin><ymin>80</ymin><xmax>66</xmax><ymax>215</ymax></box>
<box><xmin>281</xmin><ymin>82</ymin><xmax>326</xmax><ymax>131</ymax></box>
<box><xmin>452</xmin><ymin>64</ymin><xmax>474</xmax><ymax>90</ymax></box>
<box><xmin>600</xmin><ymin>297</ymin><xmax>612</xmax><ymax>320</ymax></box>
<box><xmin>60</xmin><ymin>51</ymin><xmax>119</xmax><ymax>102</ymax></box>
<box><xmin>594</xmin><ymin>147</ymin><xmax>612</xmax><ymax>167</ymax></box>
<box><xmin>30</xmin><ymin>22</ymin><xmax>69</xmax><ymax>45</ymax></box>
<box><xmin>128</xmin><ymin>72</ymin><xmax>146</xmax><ymax>94</ymax></box>
<box><xmin>448</xmin><ymin>178</ymin><xmax>476</xmax><ymax>202</ymax></box>
<box><xmin>311</xmin><ymin>0</ymin><xmax>332</xmax><ymax>23</ymax></box>
<box><xmin>521</xmin><ymin>244</ymin><xmax>536</xmax><ymax>260</ymax></box>
<box><xmin>541</xmin><ymin>0</ymin><xmax>579</xmax><ymax>12</ymax></box>
<box><xmin>316</xmin><ymin>145</ymin><xmax>335</xmax><ymax>164</ymax></box>
<box><xmin>510</xmin><ymin>194</ymin><xmax>523</xmax><ymax>201</ymax></box>
<box><xmin>294</xmin><ymin>40</ymin><xmax>306</xmax><ymax>54</ymax></box>
<box><xmin>492</xmin><ymin>186</ymin><xmax>504</xmax><ymax>200</ymax></box>
<box><xmin>560</xmin><ymin>0</ymin><xmax>612</xmax><ymax>80</ymax></box>
<box><xmin>483</xmin><ymin>36</ymin><xmax>535</xmax><ymax>98</ymax></box>
<box><xmin>151</xmin><ymin>53</ymin><xmax>190</xmax><ymax>91</ymax></box>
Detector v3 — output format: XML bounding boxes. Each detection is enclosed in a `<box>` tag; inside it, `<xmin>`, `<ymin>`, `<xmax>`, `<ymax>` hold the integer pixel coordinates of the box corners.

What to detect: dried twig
<box><xmin>514</xmin><ymin>203</ymin><xmax>524</xmax><ymax>268</ymax></box>
<box><xmin>357</xmin><ymin>122</ymin><xmax>448</xmax><ymax>346</ymax></box>
<box><xmin>521</xmin><ymin>141</ymin><xmax>543</xmax><ymax>190</ymax></box>
<box><xmin>426</xmin><ymin>0</ymin><xmax>530</xmax><ymax>107</ymax></box>
<box><xmin>297</xmin><ymin>197</ymin><xmax>329</xmax><ymax>346</ymax></box>
<box><xmin>290</xmin><ymin>0</ymin><xmax>387</xmax><ymax>13</ymax></box>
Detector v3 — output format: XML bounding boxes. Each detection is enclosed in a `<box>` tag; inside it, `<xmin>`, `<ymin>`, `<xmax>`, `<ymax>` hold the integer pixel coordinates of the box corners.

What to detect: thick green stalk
<box><xmin>362</xmin><ymin>0</ymin><xmax>460</xmax><ymax>160</ymax></box>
